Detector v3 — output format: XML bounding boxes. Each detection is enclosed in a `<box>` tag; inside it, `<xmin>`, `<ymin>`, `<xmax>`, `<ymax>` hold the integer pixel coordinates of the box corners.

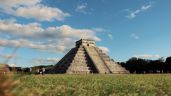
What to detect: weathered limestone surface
<box><xmin>84</xmin><ymin>46</ymin><xmax>110</xmax><ymax>74</ymax></box>
<box><xmin>50</xmin><ymin>39</ymin><xmax>128</xmax><ymax>74</ymax></box>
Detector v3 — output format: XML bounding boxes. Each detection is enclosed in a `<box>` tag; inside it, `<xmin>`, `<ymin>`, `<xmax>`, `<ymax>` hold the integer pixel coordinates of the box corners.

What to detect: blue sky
<box><xmin>0</xmin><ymin>0</ymin><xmax>171</xmax><ymax>67</ymax></box>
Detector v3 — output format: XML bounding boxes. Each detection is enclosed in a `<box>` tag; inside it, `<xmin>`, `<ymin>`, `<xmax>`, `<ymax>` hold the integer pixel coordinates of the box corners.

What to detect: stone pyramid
<box><xmin>50</xmin><ymin>39</ymin><xmax>128</xmax><ymax>74</ymax></box>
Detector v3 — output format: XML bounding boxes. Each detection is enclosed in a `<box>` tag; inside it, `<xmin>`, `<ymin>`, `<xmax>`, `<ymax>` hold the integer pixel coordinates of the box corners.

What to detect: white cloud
<box><xmin>15</xmin><ymin>5</ymin><xmax>70</xmax><ymax>21</ymax></box>
<box><xmin>32</xmin><ymin>58</ymin><xmax>60</xmax><ymax>65</ymax></box>
<box><xmin>45</xmin><ymin>25</ymin><xmax>101</xmax><ymax>41</ymax></box>
<box><xmin>0</xmin><ymin>0</ymin><xmax>70</xmax><ymax>21</ymax></box>
<box><xmin>131</xmin><ymin>33</ymin><xmax>140</xmax><ymax>39</ymax></box>
<box><xmin>0</xmin><ymin>38</ymin><xmax>68</xmax><ymax>53</ymax></box>
<box><xmin>0</xmin><ymin>0</ymin><xmax>41</xmax><ymax>12</ymax></box>
<box><xmin>75</xmin><ymin>3</ymin><xmax>91</xmax><ymax>14</ymax></box>
<box><xmin>0</xmin><ymin>19</ymin><xmax>101</xmax><ymax>53</ymax></box>
<box><xmin>98</xmin><ymin>46</ymin><xmax>109</xmax><ymax>54</ymax></box>
<box><xmin>134</xmin><ymin>54</ymin><xmax>161</xmax><ymax>59</ymax></box>
<box><xmin>8</xmin><ymin>63</ymin><xmax>17</xmax><ymax>67</ymax></box>
<box><xmin>0</xmin><ymin>54</ymin><xmax>17</xmax><ymax>65</ymax></box>
<box><xmin>0</xmin><ymin>54</ymin><xmax>16</xmax><ymax>59</ymax></box>
<box><xmin>47</xmin><ymin>58</ymin><xmax>60</xmax><ymax>62</ymax></box>
<box><xmin>93</xmin><ymin>28</ymin><xmax>105</xmax><ymax>32</ymax></box>
<box><xmin>0</xmin><ymin>19</ymin><xmax>100</xmax><ymax>41</ymax></box>
<box><xmin>0</xmin><ymin>19</ymin><xmax>44</xmax><ymax>37</ymax></box>
<box><xmin>126</xmin><ymin>3</ymin><xmax>152</xmax><ymax>19</ymax></box>
<box><xmin>108</xmin><ymin>34</ymin><xmax>113</xmax><ymax>39</ymax></box>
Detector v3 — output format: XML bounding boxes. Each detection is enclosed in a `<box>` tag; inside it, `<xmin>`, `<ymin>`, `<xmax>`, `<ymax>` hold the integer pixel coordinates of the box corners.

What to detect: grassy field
<box><xmin>11</xmin><ymin>74</ymin><xmax>171</xmax><ymax>96</ymax></box>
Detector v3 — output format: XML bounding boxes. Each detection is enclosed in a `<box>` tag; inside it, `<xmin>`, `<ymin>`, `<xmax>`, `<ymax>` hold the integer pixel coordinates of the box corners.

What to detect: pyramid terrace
<box><xmin>50</xmin><ymin>39</ymin><xmax>128</xmax><ymax>74</ymax></box>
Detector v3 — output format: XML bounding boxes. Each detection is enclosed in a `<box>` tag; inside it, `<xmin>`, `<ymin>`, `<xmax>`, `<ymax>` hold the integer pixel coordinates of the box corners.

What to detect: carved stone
<box><xmin>50</xmin><ymin>39</ymin><xmax>129</xmax><ymax>74</ymax></box>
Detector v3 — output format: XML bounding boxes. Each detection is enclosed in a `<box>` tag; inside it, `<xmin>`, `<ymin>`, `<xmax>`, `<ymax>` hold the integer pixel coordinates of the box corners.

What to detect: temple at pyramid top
<box><xmin>49</xmin><ymin>39</ymin><xmax>129</xmax><ymax>74</ymax></box>
<box><xmin>76</xmin><ymin>39</ymin><xmax>96</xmax><ymax>47</ymax></box>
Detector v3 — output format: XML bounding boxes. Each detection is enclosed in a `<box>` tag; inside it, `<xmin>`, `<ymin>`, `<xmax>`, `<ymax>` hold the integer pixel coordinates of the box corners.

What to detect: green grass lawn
<box><xmin>12</xmin><ymin>74</ymin><xmax>171</xmax><ymax>96</ymax></box>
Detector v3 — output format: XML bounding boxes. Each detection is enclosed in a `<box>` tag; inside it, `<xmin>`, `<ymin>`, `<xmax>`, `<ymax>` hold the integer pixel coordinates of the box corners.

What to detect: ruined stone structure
<box><xmin>50</xmin><ymin>39</ymin><xmax>128</xmax><ymax>74</ymax></box>
<box><xmin>0</xmin><ymin>64</ymin><xmax>10</xmax><ymax>73</ymax></box>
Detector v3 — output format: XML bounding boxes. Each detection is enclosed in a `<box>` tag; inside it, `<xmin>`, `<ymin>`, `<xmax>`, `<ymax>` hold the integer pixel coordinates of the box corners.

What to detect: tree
<box><xmin>125</xmin><ymin>57</ymin><xmax>165</xmax><ymax>74</ymax></box>
<box><xmin>165</xmin><ymin>56</ymin><xmax>171</xmax><ymax>73</ymax></box>
<box><xmin>125</xmin><ymin>57</ymin><xmax>138</xmax><ymax>73</ymax></box>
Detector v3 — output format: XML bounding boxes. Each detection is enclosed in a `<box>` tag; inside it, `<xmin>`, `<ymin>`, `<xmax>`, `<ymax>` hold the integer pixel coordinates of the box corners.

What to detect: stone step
<box><xmin>84</xmin><ymin>46</ymin><xmax>110</xmax><ymax>74</ymax></box>
<box><xmin>67</xmin><ymin>66</ymin><xmax>91</xmax><ymax>72</ymax></box>
<box><xmin>70</xmin><ymin>63</ymin><xmax>88</xmax><ymax>66</ymax></box>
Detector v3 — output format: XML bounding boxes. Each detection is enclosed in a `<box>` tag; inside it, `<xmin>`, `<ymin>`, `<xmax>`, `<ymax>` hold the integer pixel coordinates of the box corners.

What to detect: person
<box><xmin>36</xmin><ymin>69</ymin><xmax>39</xmax><ymax>74</ymax></box>
<box><xmin>40</xmin><ymin>71</ymin><xmax>42</xmax><ymax>75</ymax></box>
<box><xmin>29</xmin><ymin>68</ymin><xmax>32</xmax><ymax>73</ymax></box>
<box><xmin>43</xmin><ymin>68</ymin><xmax>45</xmax><ymax>74</ymax></box>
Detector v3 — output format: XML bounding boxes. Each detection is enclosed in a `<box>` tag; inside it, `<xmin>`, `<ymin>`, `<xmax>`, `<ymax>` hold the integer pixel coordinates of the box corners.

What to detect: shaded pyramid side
<box><xmin>49</xmin><ymin>48</ymin><xmax>76</xmax><ymax>73</ymax></box>
<box><xmin>49</xmin><ymin>45</ymin><xmax>98</xmax><ymax>74</ymax></box>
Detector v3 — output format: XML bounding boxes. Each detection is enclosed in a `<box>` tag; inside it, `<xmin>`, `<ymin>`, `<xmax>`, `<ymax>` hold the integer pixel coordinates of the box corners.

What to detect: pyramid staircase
<box><xmin>84</xmin><ymin>46</ymin><xmax>110</xmax><ymax>74</ymax></box>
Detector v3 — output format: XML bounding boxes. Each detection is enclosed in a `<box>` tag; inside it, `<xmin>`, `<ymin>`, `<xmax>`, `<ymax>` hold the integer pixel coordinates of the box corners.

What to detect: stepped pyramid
<box><xmin>50</xmin><ymin>39</ymin><xmax>128</xmax><ymax>74</ymax></box>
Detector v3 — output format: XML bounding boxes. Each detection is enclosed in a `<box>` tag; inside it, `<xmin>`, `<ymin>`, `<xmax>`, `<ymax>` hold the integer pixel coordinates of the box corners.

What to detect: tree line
<box><xmin>120</xmin><ymin>56</ymin><xmax>171</xmax><ymax>74</ymax></box>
